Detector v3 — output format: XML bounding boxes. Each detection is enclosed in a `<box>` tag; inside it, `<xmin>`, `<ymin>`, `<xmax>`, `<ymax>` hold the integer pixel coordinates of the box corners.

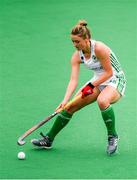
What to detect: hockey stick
<box><xmin>17</xmin><ymin>94</ymin><xmax>81</xmax><ymax>146</ymax></box>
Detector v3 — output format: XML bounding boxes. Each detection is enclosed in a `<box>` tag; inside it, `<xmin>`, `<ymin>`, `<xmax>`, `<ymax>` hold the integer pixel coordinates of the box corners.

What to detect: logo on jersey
<box><xmin>92</xmin><ymin>55</ymin><xmax>98</xmax><ymax>62</ymax></box>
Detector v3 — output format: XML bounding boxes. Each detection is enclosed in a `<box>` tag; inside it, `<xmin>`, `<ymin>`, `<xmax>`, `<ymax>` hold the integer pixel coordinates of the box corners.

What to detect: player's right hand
<box><xmin>55</xmin><ymin>101</ymin><xmax>67</xmax><ymax>113</ymax></box>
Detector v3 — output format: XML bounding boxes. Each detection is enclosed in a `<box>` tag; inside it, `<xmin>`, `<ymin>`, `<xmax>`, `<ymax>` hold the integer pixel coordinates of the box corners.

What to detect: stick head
<box><xmin>17</xmin><ymin>138</ymin><xmax>26</xmax><ymax>146</ymax></box>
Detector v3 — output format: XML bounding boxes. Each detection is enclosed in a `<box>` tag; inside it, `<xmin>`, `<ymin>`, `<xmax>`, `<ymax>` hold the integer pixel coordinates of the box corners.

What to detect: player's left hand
<box><xmin>81</xmin><ymin>82</ymin><xmax>95</xmax><ymax>98</ymax></box>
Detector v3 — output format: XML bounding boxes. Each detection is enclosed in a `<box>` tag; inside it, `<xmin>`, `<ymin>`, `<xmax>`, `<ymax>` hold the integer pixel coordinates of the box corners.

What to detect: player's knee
<box><xmin>97</xmin><ymin>96</ymin><xmax>109</xmax><ymax>110</ymax></box>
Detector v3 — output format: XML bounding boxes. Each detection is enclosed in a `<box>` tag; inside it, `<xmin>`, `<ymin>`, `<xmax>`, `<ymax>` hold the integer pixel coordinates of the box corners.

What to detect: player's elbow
<box><xmin>107</xmin><ymin>69</ymin><xmax>113</xmax><ymax>78</ymax></box>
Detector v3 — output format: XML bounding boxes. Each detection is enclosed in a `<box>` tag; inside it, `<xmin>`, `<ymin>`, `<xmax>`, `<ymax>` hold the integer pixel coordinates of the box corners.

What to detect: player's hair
<box><xmin>71</xmin><ymin>20</ymin><xmax>91</xmax><ymax>39</ymax></box>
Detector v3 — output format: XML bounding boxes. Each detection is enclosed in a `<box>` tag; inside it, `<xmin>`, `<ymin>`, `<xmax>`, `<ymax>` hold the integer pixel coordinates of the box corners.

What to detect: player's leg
<box><xmin>65</xmin><ymin>87</ymin><xmax>100</xmax><ymax>113</ymax></box>
<box><xmin>97</xmin><ymin>85</ymin><xmax>121</xmax><ymax>154</ymax></box>
<box><xmin>46</xmin><ymin>87</ymin><xmax>100</xmax><ymax>138</ymax></box>
<box><xmin>31</xmin><ymin>87</ymin><xmax>100</xmax><ymax>148</ymax></box>
<box><xmin>97</xmin><ymin>85</ymin><xmax>121</xmax><ymax>136</ymax></box>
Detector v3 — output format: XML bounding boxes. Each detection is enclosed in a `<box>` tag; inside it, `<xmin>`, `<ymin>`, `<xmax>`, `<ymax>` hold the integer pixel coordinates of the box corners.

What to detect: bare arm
<box><xmin>56</xmin><ymin>51</ymin><xmax>81</xmax><ymax>111</ymax></box>
<box><xmin>92</xmin><ymin>42</ymin><xmax>113</xmax><ymax>87</ymax></box>
<box><xmin>63</xmin><ymin>51</ymin><xmax>81</xmax><ymax>103</ymax></box>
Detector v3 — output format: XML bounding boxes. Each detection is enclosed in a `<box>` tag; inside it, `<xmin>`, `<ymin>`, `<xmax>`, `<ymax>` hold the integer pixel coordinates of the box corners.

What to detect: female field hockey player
<box><xmin>31</xmin><ymin>20</ymin><xmax>126</xmax><ymax>155</ymax></box>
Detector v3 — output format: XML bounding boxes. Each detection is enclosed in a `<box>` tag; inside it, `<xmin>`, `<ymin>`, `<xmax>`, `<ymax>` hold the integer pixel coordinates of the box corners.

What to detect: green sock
<box><xmin>101</xmin><ymin>105</ymin><xmax>117</xmax><ymax>136</ymax></box>
<box><xmin>47</xmin><ymin>110</ymin><xmax>72</xmax><ymax>141</ymax></box>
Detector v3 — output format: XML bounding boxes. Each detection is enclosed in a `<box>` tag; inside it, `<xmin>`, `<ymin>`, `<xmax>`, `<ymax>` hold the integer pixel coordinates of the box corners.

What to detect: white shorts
<box><xmin>90</xmin><ymin>72</ymin><xmax>126</xmax><ymax>96</ymax></box>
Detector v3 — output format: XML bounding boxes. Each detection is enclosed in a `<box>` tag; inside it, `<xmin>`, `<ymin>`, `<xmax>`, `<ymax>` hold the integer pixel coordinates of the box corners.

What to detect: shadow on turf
<box><xmin>29</xmin><ymin>144</ymin><xmax>120</xmax><ymax>158</ymax></box>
